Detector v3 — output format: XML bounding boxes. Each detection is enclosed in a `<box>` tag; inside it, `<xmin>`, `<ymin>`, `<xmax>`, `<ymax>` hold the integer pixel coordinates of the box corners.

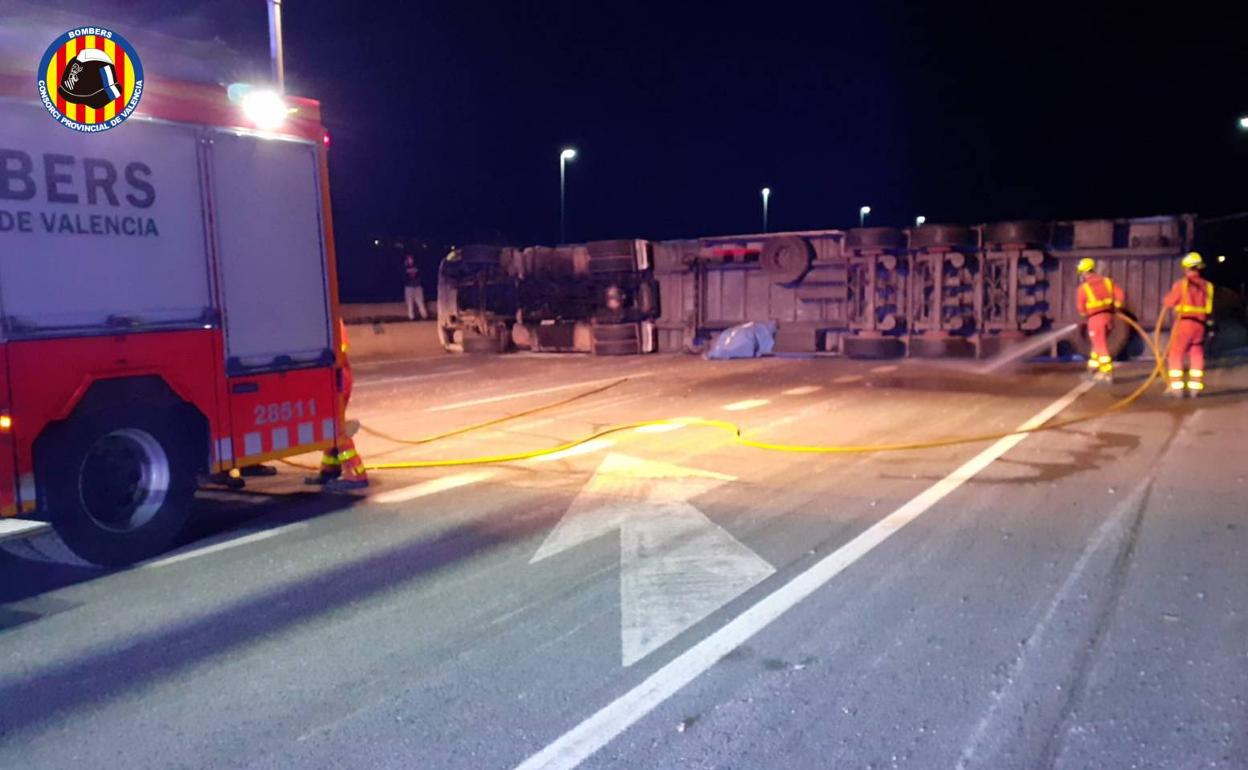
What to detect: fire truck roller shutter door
<box><xmin>208</xmin><ymin>131</ymin><xmax>333</xmax><ymax>373</ymax></box>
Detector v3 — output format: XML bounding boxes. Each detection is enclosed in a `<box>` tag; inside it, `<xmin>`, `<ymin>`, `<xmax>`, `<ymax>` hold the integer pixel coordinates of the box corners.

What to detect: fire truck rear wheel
<box><xmin>41</xmin><ymin>406</ymin><xmax>199</xmax><ymax>567</ymax></box>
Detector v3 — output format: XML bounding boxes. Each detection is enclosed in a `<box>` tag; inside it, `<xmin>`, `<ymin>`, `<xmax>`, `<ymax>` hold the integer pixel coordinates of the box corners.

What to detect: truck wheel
<box><xmin>982</xmin><ymin>220</ymin><xmax>1051</xmax><ymax>248</ymax></box>
<box><xmin>1072</xmin><ymin>314</ymin><xmax>1132</xmax><ymax>360</ymax></box>
<box><xmin>910</xmin><ymin>224</ymin><xmax>974</xmax><ymax>251</ymax></box>
<box><xmin>909</xmin><ymin>335</ymin><xmax>976</xmax><ymax>358</ymax></box>
<box><xmin>591</xmin><ymin>323</ymin><xmax>641</xmax><ymax>355</ymax></box>
<box><xmin>39</xmin><ymin>406</ymin><xmax>198</xmax><ymax>566</ymax></box>
<box><xmin>760</xmin><ymin>236</ymin><xmax>813</xmax><ymax>283</ymax></box>
<box><xmin>845</xmin><ymin>227</ymin><xmax>906</xmax><ymax>251</ymax></box>
<box><xmin>843</xmin><ymin>336</ymin><xmax>904</xmax><ymax>359</ymax></box>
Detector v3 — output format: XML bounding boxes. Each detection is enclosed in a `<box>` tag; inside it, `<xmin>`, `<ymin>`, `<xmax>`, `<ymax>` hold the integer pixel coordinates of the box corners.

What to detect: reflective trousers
<box><xmin>1167</xmin><ymin>318</ymin><xmax>1206</xmax><ymax>393</ymax></box>
<box><xmin>1086</xmin><ymin>313</ymin><xmax>1114</xmax><ymax>374</ymax></box>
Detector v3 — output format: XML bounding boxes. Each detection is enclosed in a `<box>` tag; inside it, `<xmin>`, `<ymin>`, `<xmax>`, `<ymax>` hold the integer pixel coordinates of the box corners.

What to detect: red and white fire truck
<box><xmin>0</xmin><ymin>72</ymin><xmax>347</xmax><ymax>565</ymax></box>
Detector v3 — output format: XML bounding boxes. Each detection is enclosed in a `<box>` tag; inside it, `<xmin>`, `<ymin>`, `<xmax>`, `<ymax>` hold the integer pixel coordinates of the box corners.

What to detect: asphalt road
<box><xmin>1</xmin><ymin>331</ymin><xmax>1245</xmax><ymax>769</ymax></box>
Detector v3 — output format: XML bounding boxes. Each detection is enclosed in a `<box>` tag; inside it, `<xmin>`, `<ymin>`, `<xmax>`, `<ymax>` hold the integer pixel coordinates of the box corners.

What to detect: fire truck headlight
<box><xmin>0</xmin><ymin>414</ymin><xmax>12</xmax><ymax>432</ymax></box>
<box><xmin>241</xmin><ymin>89</ymin><xmax>290</xmax><ymax>131</ymax></box>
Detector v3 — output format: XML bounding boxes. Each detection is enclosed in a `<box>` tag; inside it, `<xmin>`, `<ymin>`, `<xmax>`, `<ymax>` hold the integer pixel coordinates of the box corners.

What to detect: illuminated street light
<box><xmin>915</xmin><ymin>215</ymin><xmax>926</xmax><ymax>227</ymax></box>
<box><xmin>560</xmin><ymin>148</ymin><xmax>577</xmax><ymax>243</ymax></box>
<box><xmin>1239</xmin><ymin>116</ymin><xmax>1248</xmax><ymax>130</ymax></box>
<box><xmin>859</xmin><ymin>205</ymin><xmax>871</xmax><ymax>227</ymax></box>
<box><xmin>761</xmin><ymin>187</ymin><xmax>771</xmax><ymax>233</ymax></box>
<box><xmin>1218</xmin><ymin>254</ymin><xmax>1227</xmax><ymax>263</ymax></box>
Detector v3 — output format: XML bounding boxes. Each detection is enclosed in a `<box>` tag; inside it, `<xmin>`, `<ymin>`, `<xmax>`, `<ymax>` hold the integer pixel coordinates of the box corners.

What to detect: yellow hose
<box><xmin>358</xmin><ymin>310</ymin><xmax>1174</xmax><ymax>470</ymax></box>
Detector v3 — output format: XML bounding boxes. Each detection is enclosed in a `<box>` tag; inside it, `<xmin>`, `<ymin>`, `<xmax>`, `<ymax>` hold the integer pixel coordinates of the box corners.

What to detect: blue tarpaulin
<box><xmin>705</xmin><ymin>321</ymin><xmax>778</xmax><ymax>359</ymax></box>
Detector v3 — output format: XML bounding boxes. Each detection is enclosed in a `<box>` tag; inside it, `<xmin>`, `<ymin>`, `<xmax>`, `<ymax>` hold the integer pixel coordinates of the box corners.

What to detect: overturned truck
<box><xmin>438</xmin><ymin>215</ymin><xmax>1206</xmax><ymax>359</ymax></box>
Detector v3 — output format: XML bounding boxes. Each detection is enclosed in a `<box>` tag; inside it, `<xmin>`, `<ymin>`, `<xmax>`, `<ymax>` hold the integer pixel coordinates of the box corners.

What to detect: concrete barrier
<box><xmin>341</xmin><ymin>302</ymin><xmax>410</xmax><ymax>323</ymax></box>
<box><xmin>346</xmin><ymin>321</ymin><xmax>445</xmax><ymax>361</ymax></box>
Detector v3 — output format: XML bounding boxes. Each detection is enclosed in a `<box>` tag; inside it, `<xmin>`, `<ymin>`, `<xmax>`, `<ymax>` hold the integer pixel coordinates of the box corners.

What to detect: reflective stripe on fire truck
<box><xmin>298</xmin><ymin>422</ymin><xmax>315</xmax><ymax>445</ymax></box>
<box><xmin>244</xmin><ymin>432</ymin><xmax>263</xmax><ymax>456</ymax></box>
<box><xmin>271</xmin><ymin>427</ymin><xmax>290</xmax><ymax>452</ymax></box>
<box><xmin>322</xmin><ymin>418</ymin><xmax>335</xmax><ymax>442</ymax></box>
<box><xmin>217</xmin><ymin>438</ymin><xmax>234</xmax><ymax>464</ymax></box>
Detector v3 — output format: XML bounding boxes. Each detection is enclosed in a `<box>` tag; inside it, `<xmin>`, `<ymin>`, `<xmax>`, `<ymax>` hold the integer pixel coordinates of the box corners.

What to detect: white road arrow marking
<box><xmin>531</xmin><ymin>453</ymin><xmax>775</xmax><ymax>666</ymax></box>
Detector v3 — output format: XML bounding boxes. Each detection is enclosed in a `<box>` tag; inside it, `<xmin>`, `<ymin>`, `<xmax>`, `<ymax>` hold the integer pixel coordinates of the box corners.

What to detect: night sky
<box><xmin>33</xmin><ymin>2</ymin><xmax>1248</xmax><ymax>299</ymax></box>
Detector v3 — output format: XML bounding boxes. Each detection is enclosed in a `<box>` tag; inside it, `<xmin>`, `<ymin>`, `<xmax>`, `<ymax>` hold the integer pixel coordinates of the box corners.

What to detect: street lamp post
<box><xmin>267</xmin><ymin>0</ymin><xmax>285</xmax><ymax>92</ymax></box>
<box><xmin>859</xmin><ymin>205</ymin><xmax>871</xmax><ymax>227</ymax></box>
<box><xmin>559</xmin><ymin>148</ymin><xmax>577</xmax><ymax>243</ymax></box>
<box><xmin>761</xmin><ymin>187</ymin><xmax>771</xmax><ymax>233</ymax></box>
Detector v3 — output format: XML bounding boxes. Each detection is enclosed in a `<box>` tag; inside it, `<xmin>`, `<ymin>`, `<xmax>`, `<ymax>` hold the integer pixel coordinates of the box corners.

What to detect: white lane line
<box><xmin>371</xmin><ymin>470</ymin><xmax>497</xmax><ymax>504</ymax></box>
<box><xmin>356</xmin><ymin>368</ymin><xmax>473</xmax><ymax>388</ymax></box>
<box><xmin>832</xmin><ymin>374</ymin><xmax>862</xmax><ymax>384</ymax></box>
<box><xmin>144</xmin><ymin>523</ymin><xmax>308</xmax><ymax>568</ymax></box>
<box><xmin>0</xmin><ymin>518</ymin><xmax>50</xmax><ymax>543</ymax></box>
<box><xmin>721</xmin><ymin>399</ymin><xmax>769</xmax><ymax>412</ymax></box>
<box><xmin>429</xmin><ymin>374</ymin><xmax>655</xmax><ymax>413</ymax></box>
<box><xmin>514</xmin><ymin>379</ymin><xmax>1095</xmax><ymax>770</ymax></box>
<box><xmin>781</xmin><ymin>385</ymin><xmax>822</xmax><ymax>396</ymax></box>
<box><xmin>529</xmin><ymin>439</ymin><xmax>616</xmax><ymax>463</ymax></box>
<box><xmin>870</xmin><ymin>364</ymin><xmax>899</xmax><ymax>373</ymax></box>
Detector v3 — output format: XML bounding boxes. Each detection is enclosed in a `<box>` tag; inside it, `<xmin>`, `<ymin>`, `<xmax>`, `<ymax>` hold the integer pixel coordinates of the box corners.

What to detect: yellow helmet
<box><xmin>1180</xmin><ymin>251</ymin><xmax>1204</xmax><ymax>270</ymax></box>
<box><xmin>1076</xmin><ymin>257</ymin><xmax>1096</xmax><ymax>274</ymax></box>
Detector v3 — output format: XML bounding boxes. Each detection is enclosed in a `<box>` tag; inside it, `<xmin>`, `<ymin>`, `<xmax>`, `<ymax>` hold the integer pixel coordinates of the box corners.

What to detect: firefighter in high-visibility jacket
<box><xmin>1075</xmin><ymin>258</ymin><xmax>1125</xmax><ymax>383</ymax></box>
<box><xmin>307</xmin><ymin>318</ymin><xmax>369</xmax><ymax>490</ymax></box>
<box><xmin>1162</xmin><ymin>252</ymin><xmax>1214</xmax><ymax>397</ymax></box>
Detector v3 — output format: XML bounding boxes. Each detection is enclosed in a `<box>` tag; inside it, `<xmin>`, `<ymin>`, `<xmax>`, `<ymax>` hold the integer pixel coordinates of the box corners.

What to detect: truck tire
<box><xmin>843</xmin><ymin>336</ymin><xmax>904</xmax><ymax>359</ymax></box>
<box><xmin>982</xmin><ymin>220</ymin><xmax>1051</xmax><ymax>248</ymax></box>
<box><xmin>1072</xmin><ymin>313</ymin><xmax>1132</xmax><ymax>360</ymax></box>
<box><xmin>38</xmin><ymin>405</ymin><xmax>199</xmax><ymax>566</ymax></box>
<box><xmin>591</xmin><ymin>323</ymin><xmax>641</xmax><ymax>355</ymax></box>
<box><xmin>845</xmin><ymin>227</ymin><xmax>906</xmax><ymax>251</ymax></box>
<box><xmin>760</xmin><ymin>236</ymin><xmax>813</xmax><ymax>283</ymax></box>
<box><xmin>909</xmin><ymin>335</ymin><xmax>976</xmax><ymax>358</ymax></box>
<box><xmin>586</xmin><ymin>240</ymin><xmax>639</xmax><ymax>274</ymax></box>
<box><xmin>910</xmin><ymin>224</ymin><xmax>974</xmax><ymax>251</ymax></box>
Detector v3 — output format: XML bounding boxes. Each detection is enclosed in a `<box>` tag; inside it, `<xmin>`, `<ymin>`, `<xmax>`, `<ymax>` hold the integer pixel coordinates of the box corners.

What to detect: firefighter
<box><xmin>1075</xmin><ymin>258</ymin><xmax>1125</xmax><ymax>383</ymax></box>
<box><xmin>1162</xmin><ymin>252</ymin><xmax>1214</xmax><ymax>397</ymax></box>
<box><xmin>307</xmin><ymin>318</ymin><xmax>369</xmax><ymax>490</ymax></box>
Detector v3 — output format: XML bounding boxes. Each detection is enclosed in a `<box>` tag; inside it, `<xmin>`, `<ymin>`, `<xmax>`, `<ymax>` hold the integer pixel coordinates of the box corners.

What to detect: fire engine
<box><xmin>0</xmin><ymin>71</ymin><xmax>347</xmax><ymax>565</ymax></box>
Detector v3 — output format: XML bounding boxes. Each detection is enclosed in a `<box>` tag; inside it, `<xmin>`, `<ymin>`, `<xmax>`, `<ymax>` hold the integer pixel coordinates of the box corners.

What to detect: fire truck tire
<box><xmin>40</xmin><ymin>406</ymin><xmax>199</xmax><ymax>566</ymax></box>
<box><xmin>760</xmin><ymin>236</ymin><xmax>813</xmax><ymax>283</ymax></box>
<box><xmin>1072</xmin><ymin>313</ymin><xmax>1133</xmax><ymax>360</ymax></box>
<box><xmin>843</xmin><ymin>336</ymin><xmax>904</xmax><ymax>359</ymax></box>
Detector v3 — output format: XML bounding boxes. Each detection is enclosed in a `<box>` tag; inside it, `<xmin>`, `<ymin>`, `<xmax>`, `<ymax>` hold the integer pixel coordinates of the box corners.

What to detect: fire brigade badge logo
<box><xmin>37</xmin><ymin>27</ymin><xmax>144</xmax><ymax>133</ymax></box>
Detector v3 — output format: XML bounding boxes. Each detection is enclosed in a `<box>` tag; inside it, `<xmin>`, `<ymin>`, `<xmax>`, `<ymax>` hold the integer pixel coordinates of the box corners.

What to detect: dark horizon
<box><xmin>33</xmin><ymin>1</ymin><xmax>1248</xmax><ymax>300</ymax></box>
